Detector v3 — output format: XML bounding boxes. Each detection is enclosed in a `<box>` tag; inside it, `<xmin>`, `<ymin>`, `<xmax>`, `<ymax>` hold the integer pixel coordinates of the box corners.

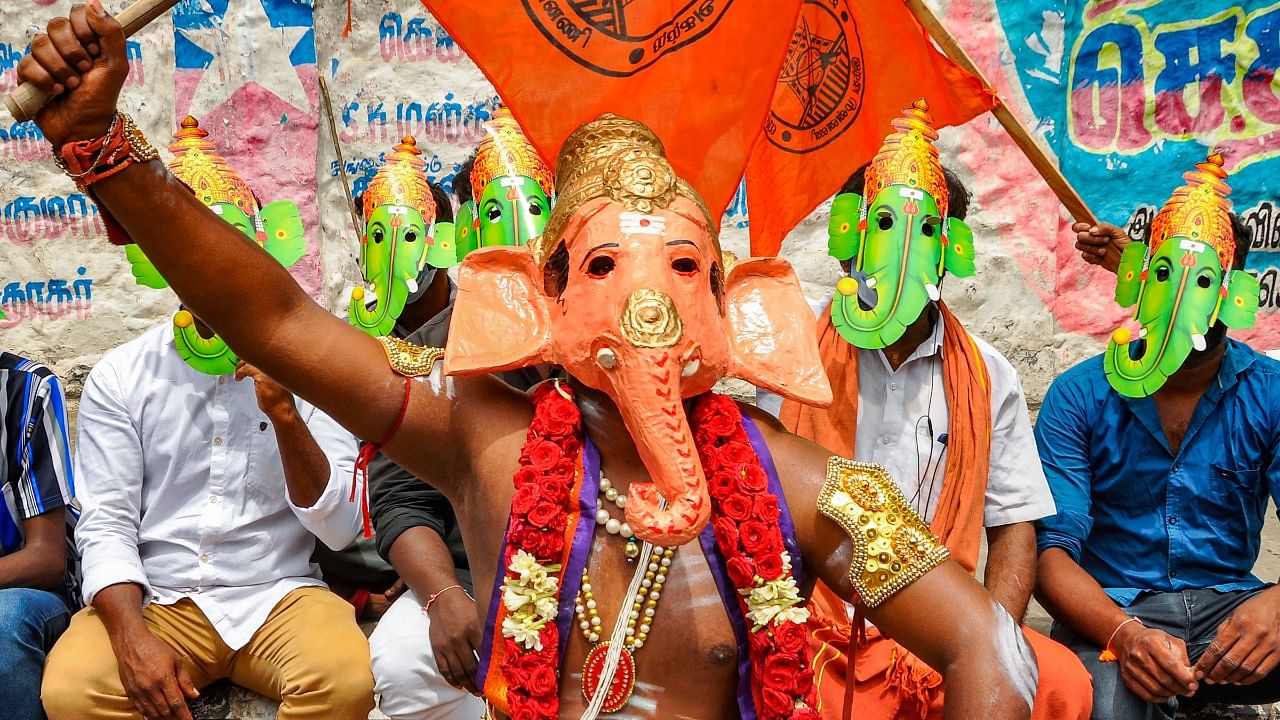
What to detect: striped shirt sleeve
<box><xmin>10</xmin><ymin>363</ymin><xmax>75</xmax><ymax>520</ymax></box>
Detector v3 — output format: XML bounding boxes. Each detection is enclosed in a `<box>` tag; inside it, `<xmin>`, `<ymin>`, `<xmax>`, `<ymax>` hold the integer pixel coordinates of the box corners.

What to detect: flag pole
<box><xmin>903</xmin><ymin>0</ymin><xmax>1099</xmax><ymax>226</ymax></box>
<box><xmin>318</xmin><ymin>75</ymin><xmax>364</xmax><ymax>239</ymax></box>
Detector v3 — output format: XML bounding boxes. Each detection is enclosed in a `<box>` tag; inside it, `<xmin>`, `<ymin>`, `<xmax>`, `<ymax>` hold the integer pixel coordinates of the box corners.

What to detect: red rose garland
<box><xmin>692</xmin><ymin>394</ymin><xmax>820</xmax><ymax>720</ymax></box>
<box><xmin>501</xmin><ymin>383</ymin><xmax>582</xmax><ymax>719</ymax></box>
<box><xmin>498</xmin><ymin>388</ymin><xmax>816</xmax><ymax>720</ymax></box>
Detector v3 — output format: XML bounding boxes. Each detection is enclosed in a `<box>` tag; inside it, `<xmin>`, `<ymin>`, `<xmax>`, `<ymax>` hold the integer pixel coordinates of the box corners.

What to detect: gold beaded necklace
<box><xmin>575</xmin><ymin>473</ymin><xmax>676</xmax><ymax>713</ymax></box>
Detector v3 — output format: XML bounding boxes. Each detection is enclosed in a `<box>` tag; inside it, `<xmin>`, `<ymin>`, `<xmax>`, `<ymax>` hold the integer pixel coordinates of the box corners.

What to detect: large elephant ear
<box><xmin>828</xmin><ymin>193</ymin><xmax>862</xmax><ymax>261</ymax></box>
<box><xmin>943</xmin><ymin>217</ymin><xmax>976</xmax><ymax>278</ymax></box>
<box><xmin>125</xmin><ymin>244</ymin><xmax>169</xmax><ymax>289</ymax></box>
<box><xmin>1115</xmin><ymin>242</ymin><xmax>1148</xmax><ymax>308</ymax></box>
<box><xmin>260</xmin><ymin>200</ymin><xmax>306</xmax><ymax>268</ymax></box>
<box><xmin>1218</xmin><ymin>270</ymin><xmax>1261</xmax><ymax>329</ymax></box>
<box><xmin>445</xmin><ymin>246</ymin><xmax>552</xmax><ymax>374</ymax></box>
<box><xmin>724</xmin><ymin>258</ymin><xmax>833</xmax><ymax>407</ymax></box>
<box><xmin>425</xmin><ymin>221</ymin><xmax>460</xmax><ymax>268</ymax></box>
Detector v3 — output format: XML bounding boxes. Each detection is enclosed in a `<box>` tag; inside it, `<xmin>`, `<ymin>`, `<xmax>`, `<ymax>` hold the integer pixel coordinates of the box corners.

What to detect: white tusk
<box><xmin>865</xmin><ymin>276</ymin><xmax>877</xmax><ymax>289</ymax></box>
<box><xmin>682</xmin><ymin>358</ymin><xmax>701</xmax><ymax>378</ymax></box>
<box><xmin>597</xmin><ymin>347</ymin><xmax>618</xmax><ymax>369</ymax></box>
<box><xmin>925</xmin><ymin>283</ymin><xmax>941</xmax><ymax>301</ymax></box>
<box><xmin>1139</xmin><ymin>327</ymin><xmax>1148</xmax><ymax>339</ymax></box>
<box><xmin>406</xmin><ymin>277</ymin><xmax>419</xmax><ymax>295</ymax></box>
<box><xmin>1192</xmin><ymin>333</ymin><xmax>1207</xmax><ymax>352</ymax></box>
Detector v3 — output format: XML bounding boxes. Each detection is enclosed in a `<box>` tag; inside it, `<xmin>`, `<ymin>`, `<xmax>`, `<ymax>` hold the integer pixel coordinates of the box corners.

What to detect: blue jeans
<box><xmin>1053</xmin><ymin>588</ymin><xmax>1280</xmax><ymax>720</ymax></box>
<box><xmin>0</xmin><ymin>588</ymin><xmax>70</xmax><ymax>720</ymax></box>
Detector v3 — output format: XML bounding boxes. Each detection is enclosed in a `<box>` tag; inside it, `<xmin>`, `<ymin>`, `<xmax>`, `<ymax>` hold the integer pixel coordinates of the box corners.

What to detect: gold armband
<box><xmin>377</xmin><ymin>336</ymin><xmax>445</xmax><ymax>377</ymax></box>
<box><xmin>818</xmin><ymin>457</ymin><xmax>950</xmax><ymax>607</ymax></box>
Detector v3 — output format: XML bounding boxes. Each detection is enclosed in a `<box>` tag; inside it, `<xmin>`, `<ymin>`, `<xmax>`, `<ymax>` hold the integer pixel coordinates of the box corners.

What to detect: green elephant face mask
<box><xmin>829</xmin><ymin>185</ymin><xmax>974</xmax><ymax>349</ymax></box>
<box><xmin>477</xmin><ymin>175</ymin><xmax>551</xmax><ymax>249</ymax></box>
<box><xmin>455</xmin><ymin>199</ymin><xmax>478</xmax><ymax>259</ymax></box>
<box><xmin>128</xmin><ymin>200</ymin><xmax>306</xmax><ymax>376</ymax></box>
<box><xmin>350</xmin><ymin>204</ymin><xmax>431</xmax><ymax>337</ymax></box>
<box><xmin>1105</xmin><ymin>238</ymin><xmax>1259</xmax><ymax>397</ymax></box>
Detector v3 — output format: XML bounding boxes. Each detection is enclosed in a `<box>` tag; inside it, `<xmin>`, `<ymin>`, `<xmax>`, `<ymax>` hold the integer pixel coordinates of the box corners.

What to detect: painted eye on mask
<box><xmin>527</xmin><ymin>199</ymin><xmax>544</xmax><ymax>216</ymax></box>
<box><xmin>1196</xmin><ymin>272</ymin><xmax>1214</xmax><ymax>289</ymax></box>
<box><xmin>587</xmin><ymin>256</ymin><xmax>616</xmax><ymax>278</ymax></box>
<box><xmin>1154</xmin><ymin>264</ymin><xmax>1171</xmax><ymax>282</ymax></box>
<box><xmin>671</xmin><ymin>257</ymin><xmax>698</xmax><ymax>276</ymax></box>
<box><xmin>372</xmin><ymin>227</ymin><xmax>386</xmax><ymax>244</ymax></box>
<box><xmin>404</xmin><ymin>230</ymin><xmax>418</xmax><ymax>243</ymax></box>
<box><xmin>486</xmin><ymin>204</ymin><xmax>503</xmax><ymax>223</ymax></box>
<box><xmin>877</xmin><ymin>214</ymin><xmax>894</xmax><ymax>231</ymax></box>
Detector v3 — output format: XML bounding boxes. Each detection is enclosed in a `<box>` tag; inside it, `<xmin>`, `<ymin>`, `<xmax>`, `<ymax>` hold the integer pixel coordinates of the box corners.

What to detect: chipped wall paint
<box><xmin>1</xmin><ymin>0</ymin><xmax>1276</xmax><ymax>411</ymax></box>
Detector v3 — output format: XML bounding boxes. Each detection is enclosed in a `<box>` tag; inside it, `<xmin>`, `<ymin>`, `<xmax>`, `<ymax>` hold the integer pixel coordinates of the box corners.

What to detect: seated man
<box><xmin>40</xmin><ymin>118</ymin><xmax>373</xmax><ymax>720</ymax></box>
<box><xmin>1035</xmin><ymin>153</ymin><xmax>1280</xmax><ymax>720</ymax></box>
<box><xmin>772</xmin><ymin>101</ymin><xmax>1090</xmax><ymax>720</ymax></box>
<box><xmin>369</xmin><ymin>113</ymin><xmax>556</xmax><ymax>720</ymax></box>
<box><xmin>21</xmin><ymin>13</ymin><xmax>1041</xmax><ymax>718</ymax></box>
<box><xmin>0</xmin><ymin>350</ymin><xmax>78</xmax><ymax>720</ymax></box>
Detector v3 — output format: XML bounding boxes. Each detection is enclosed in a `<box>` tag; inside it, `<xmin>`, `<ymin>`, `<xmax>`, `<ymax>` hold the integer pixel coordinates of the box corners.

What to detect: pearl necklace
<box><xmin>574</xmin><ymin>474</ymin><xmax>675</xmax><ymax>714</ymax></box>
<box><xmin>594</xmin><ymin>475</ymin><xmax>643</xmax><ymax>560</ymax></box>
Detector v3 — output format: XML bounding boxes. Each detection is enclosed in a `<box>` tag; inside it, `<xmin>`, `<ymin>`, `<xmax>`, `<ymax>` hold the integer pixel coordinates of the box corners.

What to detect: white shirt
<box><xmin>75</xmin><ymin>324</ymin><xmax>360</xmax><ymax>649</ymax></box>
<box><xmin>758</xmin><ymin>303</ymin><xmax>1055</xmax><ymax>527</ymax></box>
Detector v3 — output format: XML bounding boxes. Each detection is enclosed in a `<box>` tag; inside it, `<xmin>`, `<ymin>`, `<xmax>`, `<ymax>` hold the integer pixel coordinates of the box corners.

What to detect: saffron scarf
<box><xmin>779</xmin><ymin>301</ymin><xmax>991</xmax><ymax>718</ymax></box>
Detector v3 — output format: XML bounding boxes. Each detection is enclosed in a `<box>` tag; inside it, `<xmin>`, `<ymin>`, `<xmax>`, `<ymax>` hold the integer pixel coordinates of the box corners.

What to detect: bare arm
<box><xmin>16</xmin><ymin>4</ymin><xmax>471</xmax><ymax>493</ymax></box>
<box><xmin>1038</xmin><ymin>547</ymin><xmax>1197</xmax><ymax>702</ymax></box>
<box><xmin>985</xmin><ymin>521</ymin><xmax>1036</xmax><ymax>622</ymax></box>
<box><xmin>388</xmin><ymin>527</ymin><xmax>482</xmax><ymax>694</ymax></box>
<box><xmin>236</xmin><ymin>363</ymin><xmax>330</xmax><ymax>508</ymax></box>
<box><xmin>94</xmin><ymin>582</ymin><xmax>199</xmax><ymax>720</ymax></box>
<box><xmin>0</xmin><ymin>513</ymin><xmax>67</xmax><ymax>590</ymax></box>
<box><xmin>753</xmin><ymin>408</ymin><xmax>1036</xmax><ymax>719</ymax></box>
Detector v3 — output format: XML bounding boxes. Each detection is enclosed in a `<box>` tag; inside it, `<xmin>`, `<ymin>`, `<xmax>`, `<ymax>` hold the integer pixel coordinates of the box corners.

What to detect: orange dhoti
<box><xmin>808</xmin><ymin>586</ymin><xmax>1092</xmax><ymax>719</ymax></box>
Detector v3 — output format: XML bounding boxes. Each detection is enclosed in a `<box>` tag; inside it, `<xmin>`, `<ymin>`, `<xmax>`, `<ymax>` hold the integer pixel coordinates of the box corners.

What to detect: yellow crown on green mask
<box><xmin>363</xmin><ymin>136</ymin><xmax>437</xmax><ymax>223</ymax></box>
<box><xmin>167</xmin><ymin>116</ymin><xmax>258</xmax><ymax>214</ymax></box>
<box><xmin>1149</xmin><ymin>151</ymin><xmax>1234</xmax><ymax>271</ymax></box>
<box><xmin>864</xmin><ymin>99</ymin><xmax>949</xmax><ymax>220</ymax></box>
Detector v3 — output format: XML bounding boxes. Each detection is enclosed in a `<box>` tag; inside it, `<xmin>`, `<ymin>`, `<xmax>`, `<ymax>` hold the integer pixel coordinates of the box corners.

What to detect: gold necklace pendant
<box><xmin>582</xmin><ymin>641</ymin><xmax>636</xmax><ymax>713</ymax></box>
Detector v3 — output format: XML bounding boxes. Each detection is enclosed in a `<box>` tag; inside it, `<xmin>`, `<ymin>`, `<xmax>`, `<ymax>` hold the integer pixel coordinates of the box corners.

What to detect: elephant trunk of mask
<box><xmin>350</xmin><ymin>268</ymin><xmax>411</xmax><ymax>337</ymax></box>
<box><xmin>601</xmin><ymin>289</ymin><xmax>711</xmax><ymax>546</ymax></box>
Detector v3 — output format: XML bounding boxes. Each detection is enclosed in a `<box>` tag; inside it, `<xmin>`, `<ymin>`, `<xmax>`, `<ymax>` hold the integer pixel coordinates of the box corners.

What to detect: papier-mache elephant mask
<box><xmin>827</xmin><ymin>100</ymin><xmax>975</xmax><ymax>350</ymax></box>
<box><xmin>469</xmin><ymin>108</ymin><xmax>556</xmax><ymax>250</ymax></box>
<box><xmin>348</xmin><ymin>136</ymin><xmax>451</xmax><ymax>338</ymax></box>
<box><xmin>444</xmin><ymin>114</ymin><xmax>832</xmax><ymax>546</ymax></box>
<box><xmin>1105</xmin><ymin>152</ymin><xmax>1260</xmax><ymax>398</ymax></box>
<box><xmin>127</xmin><ymin>117</ymin><xmax>306</xmax><ymax>376</ymax></box>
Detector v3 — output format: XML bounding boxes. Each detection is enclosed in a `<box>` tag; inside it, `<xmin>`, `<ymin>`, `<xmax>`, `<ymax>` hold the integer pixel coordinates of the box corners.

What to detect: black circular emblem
<box><xmin>764</xmin><ymin>0</ymin><xmax>864</xmax><ymax>154</ymax></box>
<box><xmin>522</xmin><ymin>0</ymin><xmax>736</xmax><ymax>78</ymax></box>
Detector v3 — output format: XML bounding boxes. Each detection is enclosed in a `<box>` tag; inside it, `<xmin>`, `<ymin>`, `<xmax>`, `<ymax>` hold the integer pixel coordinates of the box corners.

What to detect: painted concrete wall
<box><xmin>2</xmin><ymin>0</ymin><xmax>1278</xmax><ymax>413</ymax></box>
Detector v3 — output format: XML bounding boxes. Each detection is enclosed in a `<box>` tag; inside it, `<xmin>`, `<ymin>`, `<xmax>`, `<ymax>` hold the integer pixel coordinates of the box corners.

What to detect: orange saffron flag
<box><xmin>419</xmin><ymin>0</ymin><xmax>803</xmax><ymax>219</ymax></box>
<box><xmin>745</xmin><ymin>0</ymin><xmax>997</xmax><ymax>256</ymax></box>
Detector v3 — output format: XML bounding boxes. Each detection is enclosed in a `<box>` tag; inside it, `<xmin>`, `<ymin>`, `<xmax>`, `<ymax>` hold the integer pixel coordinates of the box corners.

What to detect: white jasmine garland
<box><xmin>740</xmin><ymin>554</ymin><xmax>811</xmax><ymax>631</ymax></box>
<box><xmin>500</xmin><ymin>550</ymin><xmax>563</xmax><ymax>650</ymax></box>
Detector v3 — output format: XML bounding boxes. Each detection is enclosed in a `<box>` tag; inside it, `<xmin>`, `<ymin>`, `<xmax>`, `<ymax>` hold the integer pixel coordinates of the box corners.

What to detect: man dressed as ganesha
<box><xmin>21</xmin><ymin>5</ymin><xmax>1038</xmax><ymax>719</ymax></box>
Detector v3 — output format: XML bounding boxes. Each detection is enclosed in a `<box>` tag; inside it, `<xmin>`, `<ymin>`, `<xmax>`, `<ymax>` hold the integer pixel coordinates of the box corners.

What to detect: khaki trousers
<box><xmin>41</xmin><ymin>586</ymin><xmax>374</xmax><ymax>720</ymax></box>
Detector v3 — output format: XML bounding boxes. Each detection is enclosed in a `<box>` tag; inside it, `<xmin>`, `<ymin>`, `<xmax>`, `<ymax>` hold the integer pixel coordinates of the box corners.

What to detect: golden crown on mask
<box><xmin>471</xmin><ymin>107</ymin><xmax>556</xmax><ymax>206</ymax></box>
<box><xmin>533</xmin><ymin>113</ymin><xmax>717</xmax><ymax>267</ymax></box>
<box><xmin>1148</xmin><ymin>151</ymin><xmax>1235</xmax><ymax>271</ymax></box>
<box><xmin>363</xmin><ymin>136</ymin><xmax>437</xmax><ymax>223</ymax></box>
<box><xmin>864</xmin><ymin>99</ymin><xmax>950</xmax><ymax>220</ymax></box>
<box><xmin>167</xmin><ymin>116</ymin><xmax>258</xmax><ymax>214</ymax></box>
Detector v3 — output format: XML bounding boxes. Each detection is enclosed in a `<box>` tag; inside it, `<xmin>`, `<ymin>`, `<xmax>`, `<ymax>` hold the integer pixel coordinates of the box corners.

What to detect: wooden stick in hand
<box><xmin>4</xmin><ymin>0</ymin><xmax>181</xmax><ymax>122</ymax></box>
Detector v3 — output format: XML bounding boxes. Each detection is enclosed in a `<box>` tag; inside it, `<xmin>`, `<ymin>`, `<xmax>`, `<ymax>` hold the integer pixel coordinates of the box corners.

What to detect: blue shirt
<box><xmin>1034</xmin><ymin>340</ymin><xmax>1280</xmax><ymax>606</ymax></box>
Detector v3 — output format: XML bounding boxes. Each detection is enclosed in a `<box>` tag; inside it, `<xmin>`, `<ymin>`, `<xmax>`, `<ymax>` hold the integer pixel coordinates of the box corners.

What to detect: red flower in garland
<box><xmin>692</xmin><ymin>394</ymin><xmax>819</xmax><ymax>720</ymax></box>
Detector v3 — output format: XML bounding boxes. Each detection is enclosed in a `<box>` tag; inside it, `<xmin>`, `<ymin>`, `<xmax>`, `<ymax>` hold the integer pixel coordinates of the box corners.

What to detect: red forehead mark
<box><xmin>506</xmin><ymin>187</ymin><xmax>519</xmax><ymax>201</ymax></box>
<box><xmin>390</xmin><ymin>217</ymin><xmax>403</xmax><ymax>228</ymax></box>
<box><xmin>639</xmin><ymin>218</ymin><xmax>651</xmax><ymax>227</ymax></box>
<box><xmin>1180</xmin><ymin>253</ymin><xmax>1197</xmax><ymax>267</ymax></box>
<box><xmin>904</xmin><ymin>199</ymin><xmax>920</xmax><ymax>216</ymax></box>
